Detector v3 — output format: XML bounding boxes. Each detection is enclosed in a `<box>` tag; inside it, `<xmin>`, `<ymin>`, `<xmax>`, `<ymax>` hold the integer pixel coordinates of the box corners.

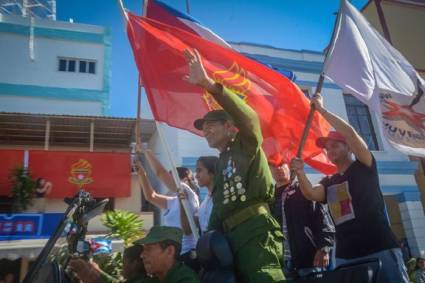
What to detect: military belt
<box><xmin>222</xmin><ymin>202</ymin><xmax>270</xmax><ymax>232</ymax></box>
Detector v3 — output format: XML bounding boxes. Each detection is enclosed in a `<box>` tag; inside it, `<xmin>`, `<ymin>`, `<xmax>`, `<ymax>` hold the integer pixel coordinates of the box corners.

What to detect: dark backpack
<box><xmin>196</xmin><ymin>230</ymin><xmax>236</xmax><ymax>283</ymax></box>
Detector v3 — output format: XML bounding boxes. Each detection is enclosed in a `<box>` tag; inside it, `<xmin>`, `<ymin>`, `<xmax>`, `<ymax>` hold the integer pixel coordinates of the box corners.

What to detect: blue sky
<box><xmin>57</xmin><ymin>0</ymin><xmax>367</xmax><ymax>118</ymax></box>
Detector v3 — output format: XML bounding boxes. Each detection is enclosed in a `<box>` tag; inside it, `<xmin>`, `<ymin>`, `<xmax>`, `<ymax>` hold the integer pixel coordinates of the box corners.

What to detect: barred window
<box><xmin>343</xmin><ymin>94</ymin><xmax>379</xmax><ymax>150</ymax></box>
<box><xmin>58</xmin><ymin>57</ymin><xmax>96</xmax><ymax>74</ymax></box>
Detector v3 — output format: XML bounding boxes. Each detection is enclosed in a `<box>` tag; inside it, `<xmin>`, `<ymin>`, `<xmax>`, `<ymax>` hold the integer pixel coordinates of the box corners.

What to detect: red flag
<box><xmin>127</xmin><ymin>14</ymin><xmax>336</xmax><ymax>174</ymax></box>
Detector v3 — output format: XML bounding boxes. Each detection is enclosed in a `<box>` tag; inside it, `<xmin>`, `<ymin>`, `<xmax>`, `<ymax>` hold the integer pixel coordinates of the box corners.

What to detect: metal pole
<box><xmin>136</xmin><ymin>78</ymin><xmax>142</xmax><ymax>145</ymax></box>
<box><xmin>185</xmin><ymin>0</ymin><xmax>190</xmax><ymax>14</ymax></box>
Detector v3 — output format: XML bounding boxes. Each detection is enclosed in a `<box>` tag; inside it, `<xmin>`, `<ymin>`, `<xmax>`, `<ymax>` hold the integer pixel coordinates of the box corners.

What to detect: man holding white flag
<box><xmin>323</xmin><ymin>0</ymin><xmax>425</xmax><ymax>157</ymax></box>
<box><xmin>290</xmin><ymin>0</ymin><xmax>416</xmax><ymax>282</ymax></box>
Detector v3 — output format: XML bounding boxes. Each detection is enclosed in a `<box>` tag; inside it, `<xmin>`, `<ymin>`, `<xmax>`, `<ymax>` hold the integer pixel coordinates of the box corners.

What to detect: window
<box><xmin>88</xmin><ymin>62</ymin><xmax>96</xmax><ymax>74</ymax></box>
<box><xmin>58</xmin><ymin>59</ymin><xmax>67</xmax><ymax>72</ymax></box>
<box><xmin>79</xmin><ymin>60</ymin><xmax>87</xmax><ymax>73</ymax></box>
<box><xmin>68</xmin><ymin>60</ymin><xmax>76</xmax><ymax>72</ymax></box>
<box><xmin>58</xmin><ymin>57</ymin><xmax>96</xmax><ymax>74</ymax></box>
<box><xmin>343</xmin><ymin>94</ymin><xmax>379</xmax><ymax>150</ymax></box>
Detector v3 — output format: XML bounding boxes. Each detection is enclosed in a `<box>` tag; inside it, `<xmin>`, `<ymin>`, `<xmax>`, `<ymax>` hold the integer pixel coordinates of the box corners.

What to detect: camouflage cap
<box><xmin>134</xmin><ymin>226</ymin><xmax>183</xmax><ymax>246</ymax></box>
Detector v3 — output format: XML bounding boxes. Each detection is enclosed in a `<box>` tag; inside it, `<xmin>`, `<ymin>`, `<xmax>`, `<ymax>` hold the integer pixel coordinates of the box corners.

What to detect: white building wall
<box><xmin>0</xmin><ymin>95</ymin><xmax>102</xmax><ymax>115</ymax></box>
<box><xmin>0</xmin><ymin>34</ymin><xmax>104</xmax><ymax>90</ymax></box>
<box><xmin>0</xmin><ymin>14</ymin><xmax>108</xmax><ymax>116</ymax></box>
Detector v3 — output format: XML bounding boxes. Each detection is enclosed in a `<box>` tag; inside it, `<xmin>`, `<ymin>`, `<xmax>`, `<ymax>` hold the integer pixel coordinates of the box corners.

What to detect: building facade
<box><xmin>0</xmin><ymin>12</ymin><xmax>147</xmax><ymax>281</ymax></box>
<box><xmin>0</xmin><ymin>14</ymin><xmax>110</xmax><ymax>115</ymax></box>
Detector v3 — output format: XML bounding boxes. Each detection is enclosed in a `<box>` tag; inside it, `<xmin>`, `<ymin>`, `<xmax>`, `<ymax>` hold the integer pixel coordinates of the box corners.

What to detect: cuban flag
<box><xmin>146</xmin><ymin>0</ymin><xmax>230</xmax><ymax>48</ymax></box>
<box><xmin>90</xmin><ymin>238</ymin><xmax>112</xmax><ymax>255</ymax></box>
<box><xmin>145</xmin><ymin>0</ymin><xmax>296</xmax><ymax>81</ymax></box>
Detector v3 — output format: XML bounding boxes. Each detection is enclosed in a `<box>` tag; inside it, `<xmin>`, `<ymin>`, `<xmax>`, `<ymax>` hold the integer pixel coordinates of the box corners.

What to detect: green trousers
<box><xmin>234</xmin><ymin>229</ymin><xmax>285</xmax><ymax>283</ymax></box>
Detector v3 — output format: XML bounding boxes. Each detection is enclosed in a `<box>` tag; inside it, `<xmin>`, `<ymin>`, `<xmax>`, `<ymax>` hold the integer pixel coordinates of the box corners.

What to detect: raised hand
<box><xmin>183</xmin><ymin>48</ymin><xmax>214</xmax><ymax>89</ymax></box>
<box><xmin>311</xmin><ymin>93</ymin><xmax>326</xmax><ymax>114</ymax></box>
<box><xmin>290</xmin><ymin>157</ymin><xmax>305</xmax><ymax>175</ymax></box>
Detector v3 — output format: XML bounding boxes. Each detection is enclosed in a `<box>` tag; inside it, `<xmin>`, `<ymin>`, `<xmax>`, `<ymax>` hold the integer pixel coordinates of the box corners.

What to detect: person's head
<box><xmin>196</xmin><ymin>156</ymin><xmax>219</xmax><ymax>188</ymax></box>
<box><xmin>35</xmin><ymin>178</ymin><xmax>46</xmax><ymax>188</ymax></box>
<box><xmin>176</xmin><ymin>167</ymin><xmax>193</xmax><ymax>183</ymax></box>
<box><xmin>122</xmin><ymin>245</ymin><xmax>145</xmax><ymax>280</ymax></box>
<box><xmin>135</xmin><ymin>226</ymin><xmax>182</xmax><ymax>279</ymax></box>
<box><xmin>269</xmin><ymin>162</ymin><xmax>290</xmax><ymax>186</ymax></box>
<box><xmin>194</xmin><ymin>110</ymin><xmax>236</xmax><ymax>151</ymax></box>
<box><xmin>316</xmin><ymin>131</ymin><xmax>351</xmax><ymax>165</ymax></box>
<box><xmin>417</xmin><ymin>257</ymin><xmax>425</xmax><ymax>270</ymax></box>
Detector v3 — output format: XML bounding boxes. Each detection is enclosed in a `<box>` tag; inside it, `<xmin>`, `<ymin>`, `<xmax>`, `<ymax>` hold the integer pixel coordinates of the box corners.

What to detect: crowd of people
<box><xmin>68</xmin><ymin>48</ymin><xmax>416</xmax><ymax>283</ymax></box>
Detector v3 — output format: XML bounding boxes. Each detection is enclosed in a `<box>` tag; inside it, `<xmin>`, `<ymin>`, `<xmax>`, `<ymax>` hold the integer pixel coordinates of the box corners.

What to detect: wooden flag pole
<box><xmin>289</xmin><ymin>74</ymin><xmax>324</xmax><ymax>181</ymax></box>
<box><xmin>296</xmin><ymin>74</ymin><xmax>325</xmax><ymax>158</ymax></box>
<box><xmin>290</xmin><ymin>1</ymin><xmax>344</xmax><ymax>181</ymax></box>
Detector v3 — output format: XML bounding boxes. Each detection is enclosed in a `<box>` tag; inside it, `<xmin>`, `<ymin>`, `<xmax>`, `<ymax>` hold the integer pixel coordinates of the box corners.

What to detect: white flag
<box><xmin>323</xmin><ymin>0</ymin><xmax>425</xmax><ymax>157</ymax></box>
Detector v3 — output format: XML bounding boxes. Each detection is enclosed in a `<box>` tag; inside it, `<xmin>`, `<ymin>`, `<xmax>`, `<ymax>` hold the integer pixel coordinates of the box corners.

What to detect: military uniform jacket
<box><xmin>142</xmin><ymin>262</ymin><xmax>201</xmax><ymax>283</ymax></box>
<box><xmin>207</xmin><ymin>86</ymin><xmax>281</xmax><ymax>251</ymax></box>
<box><xmin>99</xmin><ymin>270</ymin><xmax>148</xmax><ymax>283</ymax></box>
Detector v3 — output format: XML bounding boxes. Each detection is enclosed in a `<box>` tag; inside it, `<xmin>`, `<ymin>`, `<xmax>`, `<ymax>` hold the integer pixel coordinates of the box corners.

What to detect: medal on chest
<box><xmin>222</xmin><ymin>156</ymin><xmax>247</xmax><ymax>204</ymax></box>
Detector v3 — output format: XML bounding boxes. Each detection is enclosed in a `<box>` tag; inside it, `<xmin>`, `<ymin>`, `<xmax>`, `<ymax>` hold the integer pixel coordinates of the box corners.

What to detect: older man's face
<box><xmin>140</xmin><ymin>243</ymin><xmax>172</xmax><ymax>276</ymax></box>
<box><xmin>202</xmin><ymin>120</ymin><xmax>233</xmax><ymax>150</ymax></box>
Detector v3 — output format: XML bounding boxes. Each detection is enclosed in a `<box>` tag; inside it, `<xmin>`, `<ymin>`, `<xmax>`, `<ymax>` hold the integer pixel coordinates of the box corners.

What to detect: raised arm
<box><xmin>311</xmin><ymin>93</ymin><xmax>373</xmax><ymax>167</ymax></box>
<box><xmin>290</xmin><ymin>158</ymin><xmax>326</xmax><ymax>202</ymax></box>
<box><xmin>135</xmin><ymin>159</ymin><xmax>171</xmax><ymax>210</ymax></box>
<box><xmin>142</xmin><ymin>148</ymin><xmax>178</xmax><ymax>193</ymax></box>
<box><xmin>184</xmin><ymin>49</ymin><xmax>262</xmax><ymax>146</ymax></box>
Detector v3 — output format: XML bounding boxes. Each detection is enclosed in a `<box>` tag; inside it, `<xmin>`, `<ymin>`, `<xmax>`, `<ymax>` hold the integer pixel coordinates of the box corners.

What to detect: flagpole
<box><xmin>117</xmin><ymin>0</ymin><xmax>129</xmax><ymax>22</ymax></box>
<box><xmin>135</xmin><ymin>0</ymin><xmax>146</xmax><ymax>148</ymax></box>
<box><xmin>116</xmin><ymin>0</ymin><xmax>200</xmax><ymax>241</ymax></box>
<box><xmin>185</xmin><ymin>0</ymin><xmax>190</xmax><ymax>14</ymax></box>
<box><xmin>141</xmin><ymin>0</ymin><xmax>199</xmax><ymax>241</ymax></box>
<box><xmin>290</xmin><ymin>1</ymin><xmax>344</xmax><ymax>180</ymax></box>
<box><xmin>373</xmin><ymin>0</ymin><xmax>392</xmax><ymax>44</ymax></box>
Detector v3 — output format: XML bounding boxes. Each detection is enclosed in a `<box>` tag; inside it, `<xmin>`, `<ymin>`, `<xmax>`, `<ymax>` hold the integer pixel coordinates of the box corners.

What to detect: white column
<box><xmin>397</xmin><ymin>192</ymin><xmax>425</xmax><ymax>257</ymax></box>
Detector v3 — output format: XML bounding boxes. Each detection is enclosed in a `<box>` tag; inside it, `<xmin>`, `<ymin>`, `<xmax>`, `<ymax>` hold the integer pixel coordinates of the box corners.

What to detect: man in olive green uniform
<box><xmin>185</xmin><ymin>49</ymin><xmax>285</xmax><ymax>283</ymax></box>
<box><xmin>134</xmin><ymin>226</ymin><xmax>201</xmax><ymax>283</ymax></box>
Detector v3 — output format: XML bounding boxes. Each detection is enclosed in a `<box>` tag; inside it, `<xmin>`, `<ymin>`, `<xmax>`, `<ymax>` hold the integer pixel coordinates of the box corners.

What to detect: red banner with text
<box><xmin>0</xmin><ymin>150</ymin><xmax>24</xmax><ymax>196</ymax></box>
<box><xmin>29</xmin><ymin>151</ymin><xmax>131</xmax><ymax>198</ymax></box>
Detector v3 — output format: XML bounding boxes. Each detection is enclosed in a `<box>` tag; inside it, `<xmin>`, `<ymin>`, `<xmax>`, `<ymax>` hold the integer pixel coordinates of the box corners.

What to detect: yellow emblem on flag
<box><xmin>68</xmin><ymin>159</ymin><xmax>94</xmax><ymax>188</ymax></box>
<box><xmin>203</xmin><ymin>62</ymin><xmax>250</xmax><ymax>111</ymax></box>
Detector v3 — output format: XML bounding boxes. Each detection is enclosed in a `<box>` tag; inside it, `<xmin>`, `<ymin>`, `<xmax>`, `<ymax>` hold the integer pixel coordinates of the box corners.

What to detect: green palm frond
<box><xmin>101</xmin><ymin>210</ymin><xmax>144</xmax><ymax>247</ymax></box>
